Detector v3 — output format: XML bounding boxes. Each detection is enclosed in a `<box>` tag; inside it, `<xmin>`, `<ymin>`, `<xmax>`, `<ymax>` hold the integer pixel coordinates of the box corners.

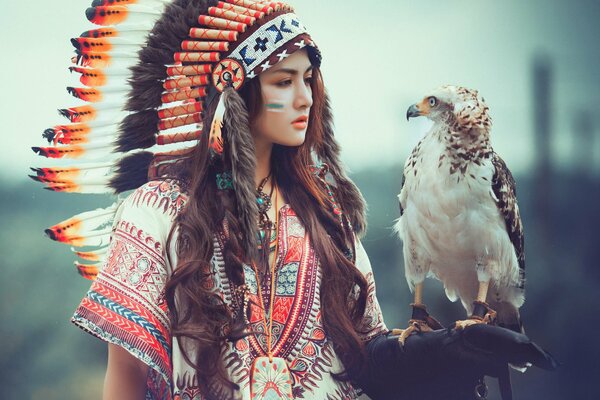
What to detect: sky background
<box><xmin>1</xmin><ymin>0</ymin><xmax>599</xmax><ymax>184</ymax></box>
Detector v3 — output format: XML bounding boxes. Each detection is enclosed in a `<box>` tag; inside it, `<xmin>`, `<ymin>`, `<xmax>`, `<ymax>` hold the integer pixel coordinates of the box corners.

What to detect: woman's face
<box><xmin>251</xmin><ymin>49</ymin><xmax>313</xmax><ymax>149</ymax></box>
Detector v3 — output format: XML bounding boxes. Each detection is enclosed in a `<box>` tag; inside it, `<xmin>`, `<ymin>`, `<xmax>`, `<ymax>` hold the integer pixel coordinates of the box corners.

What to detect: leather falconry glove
<box><xmin>352</xmin><ymin>324</ymin><xmax>558</xmax><ymax>400</ymax></box>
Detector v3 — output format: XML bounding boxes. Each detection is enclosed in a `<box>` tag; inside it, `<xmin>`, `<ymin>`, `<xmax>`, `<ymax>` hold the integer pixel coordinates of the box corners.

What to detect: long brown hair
<box><xmin>165</xmin><ymin>67</ymin><xmax>369</xmax><ymax>398</ymax></box>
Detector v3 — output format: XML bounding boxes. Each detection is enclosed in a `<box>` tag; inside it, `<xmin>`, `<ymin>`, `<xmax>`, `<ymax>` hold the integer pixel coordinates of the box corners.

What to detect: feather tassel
<box><xmin>209</xmin><ymin>93</ymin><xmax>226</xmax><ymax>157</ymax></box>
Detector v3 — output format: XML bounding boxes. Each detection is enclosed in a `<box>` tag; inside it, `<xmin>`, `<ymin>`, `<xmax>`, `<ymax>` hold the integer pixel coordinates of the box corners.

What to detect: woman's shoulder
<box><xmin>123</xmin><ymin>178</ymin><xmax>189</xmax><ymax>221</ymax></box>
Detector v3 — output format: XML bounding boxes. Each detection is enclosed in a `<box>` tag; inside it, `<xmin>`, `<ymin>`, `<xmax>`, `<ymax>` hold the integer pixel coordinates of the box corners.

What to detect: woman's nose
<box><xmin>294</xmin><ymin>79</ymin><xmax>313</xmax><ymax>110</ymax></box>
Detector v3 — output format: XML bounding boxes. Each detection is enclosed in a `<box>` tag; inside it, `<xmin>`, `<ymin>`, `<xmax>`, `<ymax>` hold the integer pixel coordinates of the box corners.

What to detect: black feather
<box><xmin>124</xmin><ymin>0</ymin><xmax>209</xmax><ymax>112</ymax></box>
<box><xmin>116</xmin><ymin>110</ymin><xmax>159</xmax><ymax>152</ymax></box>
<box><xmin>109</xmin><ymin>151</ymin><xmax>154</xmax><ymax>193</ymax></box>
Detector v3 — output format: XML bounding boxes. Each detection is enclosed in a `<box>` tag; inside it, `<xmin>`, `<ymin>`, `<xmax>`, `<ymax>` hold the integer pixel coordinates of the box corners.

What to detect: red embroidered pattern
<box><xmin>131</xmin><ymin>179</ymin><xmax>188</xmax><ymax>218</ymax></box>
<box><xmin>73</xmin><ymin>217</ymin><xmax>173</xmax><ymax>392</ymax></box>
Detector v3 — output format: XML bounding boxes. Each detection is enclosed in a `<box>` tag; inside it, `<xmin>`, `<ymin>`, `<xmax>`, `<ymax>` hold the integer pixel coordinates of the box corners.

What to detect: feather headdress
<box><xmin>31</xmin><ymin>0</ymin><xmax>322</xmax><ymax>279</ymax></box>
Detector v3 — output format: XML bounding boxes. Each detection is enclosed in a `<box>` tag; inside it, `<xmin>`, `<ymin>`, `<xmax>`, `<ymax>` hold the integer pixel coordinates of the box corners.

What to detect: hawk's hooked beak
<box><xmin>406</xmin><ymin>99</ymin><xmax>431</xmax><ymax>121</ymax></box>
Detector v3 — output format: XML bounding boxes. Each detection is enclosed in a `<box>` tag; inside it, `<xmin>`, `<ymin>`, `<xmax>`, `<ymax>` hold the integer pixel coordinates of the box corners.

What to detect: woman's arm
<box><xmin>104</xmin><ymin>343</ymin><xmax>149</xmax><ymax>400</ymax></box>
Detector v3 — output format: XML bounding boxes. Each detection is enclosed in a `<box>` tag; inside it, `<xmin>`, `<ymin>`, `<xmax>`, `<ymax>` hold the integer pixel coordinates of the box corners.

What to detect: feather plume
<box><xmin>43</xmin><ymin>123</ymin><xmax>117</xmax><ymax>145</ymax></box>
<box><xmin>67</xmin><ymin>86</ymin><xmax>129</xmax><ymax>102</ymax></box>
<box><xmin>45</xmin><ymin>202</ymin><xmax>120</xmax><ymax>247</ymax></box>
<box><xmin>116</xmin><ymin>110</ymin><xmax>160</xmax><ymax>152</ymax></box>
<box><xmin>85</xmin><ymin>5</ymin><xmax>163</xmax><ymax>26</ymax></box>
<box><xmin>109</xmin><ymin>151</ymin><xmax>154</xmax><ymax>193</ymax></box>
<box><xmin>58</xmin><ymin>103</ymin><xmax>125</xmax><ymax>123</ymax></box>
<box><xmin>125</xmin><ymin>0</ymin><xmax>206</xmax><ymax>112</ymax></box>
<box><xmin>75</xmin><ymin>262</ymin><xmax>101</xmax><ymax>280</ymax></box>
<box><xmin>70</xmin><ymin>37</ymin><xmax>145</xmax><ymax>54</ymax></box>
<box><xmin>73</xmin><ymin>247</ymin><xmax>109</xmax><ymax>262</ymax></box>
<box><xmin>30</xmin><ymin>163</ymin><xmax>113</xmax><ymax>182</ymax></box>
<box><xmin>32</xmin><ymin>143</ymin><xmax>115</xmax><ymax>160</ymax></box>
<box><xmin>91</xmin><ymin>0</ymin><xmax>171</xmax><ymax>8</ymax></box>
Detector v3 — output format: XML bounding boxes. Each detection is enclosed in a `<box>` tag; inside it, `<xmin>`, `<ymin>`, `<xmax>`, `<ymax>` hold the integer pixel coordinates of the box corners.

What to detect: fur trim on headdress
<box><xmin>222</xmin><ymin>87</ymin><xmax>258</xmax><ymax>262</ymax></box>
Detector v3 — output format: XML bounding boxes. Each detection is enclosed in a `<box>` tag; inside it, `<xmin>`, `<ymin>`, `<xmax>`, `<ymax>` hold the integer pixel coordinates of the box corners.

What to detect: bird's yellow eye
<box><xmin>428</xmin><ymin>96</ymin><xmax>437</xmax><ymax>107</ymax></box>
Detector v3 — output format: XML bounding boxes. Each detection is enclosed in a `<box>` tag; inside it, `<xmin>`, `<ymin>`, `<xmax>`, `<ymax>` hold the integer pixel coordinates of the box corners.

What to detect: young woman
<box><xmin>61</xmin><ymin>1</ymin><xmax>554</xmax><ymax>399</ymax></box>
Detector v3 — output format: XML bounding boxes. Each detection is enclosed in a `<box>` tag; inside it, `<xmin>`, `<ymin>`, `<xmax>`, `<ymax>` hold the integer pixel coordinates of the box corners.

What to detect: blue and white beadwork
<box><xmin>228</xmin><ymin>13</ymin><xmax>312</xmax><ymax>79</ymax></box>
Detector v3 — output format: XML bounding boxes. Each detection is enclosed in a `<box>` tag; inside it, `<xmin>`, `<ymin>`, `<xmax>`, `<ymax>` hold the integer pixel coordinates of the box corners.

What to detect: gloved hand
<box><xmin>352</xmin><ymin>324</ymin><xmax>557</xmax><ymax>400</ymax></box>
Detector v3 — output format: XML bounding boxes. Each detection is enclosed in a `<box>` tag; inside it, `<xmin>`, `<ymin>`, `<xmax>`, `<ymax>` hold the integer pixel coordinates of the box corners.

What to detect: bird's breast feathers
<box><xmin>397</xmin><ymin>131</ymin><xmax>518</xmax><ymax>281</ymax></box>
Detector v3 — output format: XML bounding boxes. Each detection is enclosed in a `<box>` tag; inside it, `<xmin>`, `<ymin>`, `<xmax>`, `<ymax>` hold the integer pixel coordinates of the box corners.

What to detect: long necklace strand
<box><xmin>252</xmin><ymin>186</ymin><xmax>279</xmax><ymax>361</ymax></box>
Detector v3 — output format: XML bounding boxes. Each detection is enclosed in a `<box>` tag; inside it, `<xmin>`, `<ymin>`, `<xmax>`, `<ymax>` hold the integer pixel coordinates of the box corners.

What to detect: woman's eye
<box><xmin>428</xmin><ymin>96</ymin><xmax>437</xmax><ymax>107</ymax></box>
<box><xmin>276</xmin><ymin>79</ymin><xmax>292</xmax><ymax>87</ymax></box>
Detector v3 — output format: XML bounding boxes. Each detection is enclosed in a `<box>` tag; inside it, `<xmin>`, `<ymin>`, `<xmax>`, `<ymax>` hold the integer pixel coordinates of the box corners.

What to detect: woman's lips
<box><xmin>292</xmin><ymin>115</ymin><xmax>308</xmax><ymax>129</ymax></box>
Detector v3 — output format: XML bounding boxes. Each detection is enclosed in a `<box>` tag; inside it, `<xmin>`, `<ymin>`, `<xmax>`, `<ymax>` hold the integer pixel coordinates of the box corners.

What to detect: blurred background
<box><xmin>1</xmin><ymin>0</ymin><xmax>599</xmax><ymax>398</ymax></box>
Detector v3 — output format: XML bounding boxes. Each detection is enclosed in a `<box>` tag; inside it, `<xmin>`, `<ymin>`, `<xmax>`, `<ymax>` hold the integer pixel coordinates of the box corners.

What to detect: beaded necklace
<box><xmin>249</xmin><ymin>186</ymin><xmax>294</xmax><ymax>398</ymax></box>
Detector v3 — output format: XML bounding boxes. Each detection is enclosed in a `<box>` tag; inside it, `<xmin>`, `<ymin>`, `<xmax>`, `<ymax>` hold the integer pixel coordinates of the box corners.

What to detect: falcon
<box><xmin>394</xmin><ymin>85</ymin><xmax>525</xmax><ymax>343</ymax></box>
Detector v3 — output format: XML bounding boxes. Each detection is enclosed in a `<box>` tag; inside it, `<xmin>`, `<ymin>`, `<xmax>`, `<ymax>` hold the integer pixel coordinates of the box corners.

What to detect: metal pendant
<box><xmin>250</xmin><ymin>356</ymin><xmax>293</xmax><ymax>400</ymax></box>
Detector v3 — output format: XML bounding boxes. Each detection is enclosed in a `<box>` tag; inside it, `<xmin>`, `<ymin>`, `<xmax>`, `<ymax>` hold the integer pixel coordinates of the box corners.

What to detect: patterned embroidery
<box><xmin>72</xmin><ymin>220</ymin><xmax>173</xmax><ymax>397</ymax></box>
<box><xmin>131</xmin><ymin>179</ymin><xmax>188</xmax><ymax>218</ymax></box>
<box><xmin>74</xmin><ymin>182</ymin><xmax>386</xmax><ymax>400</ymax></box>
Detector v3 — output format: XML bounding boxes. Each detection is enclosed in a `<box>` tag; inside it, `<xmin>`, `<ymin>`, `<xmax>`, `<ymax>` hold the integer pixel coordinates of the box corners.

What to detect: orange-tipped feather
<box><xmin>72</xmin><ymin>67</ymin><xmax>110</xmax><ymax>88</ymax></box>
<box><xmin>43</xmin><ymin>124</ymin><xmax>91</xmax><ymax>144</ymax></box>
<box><xmin>81</xmin><ymin>27</ymin><xmax>119</xmax><ymax>38</ymax></box>
<box><xmin>74</xmin><ymin>249</ymin><xmax>107</xmax><ymax>263</ymax></box>
<box><xmin>30</xmin><ymin>167</ymin><xmax>81</xmax><ymax>181</ymax></box>
<box><xmin>58</xmin><ymin>103</ymin><xmax>124</xmax><ymax>123</ymax></box>
<box><xmin>67</xmin><ymin>87</ymin><xmax>103</xmax><ymax>102</ymax></box>
<box><xmin>73</xmin><ymin>52</ymin><xmax>137</xmax><ymax>68</ymax></box>
<box><xmin>71</xmin><ymin>37</ymin><xmax>143</xmax><ymax>53</ymax></box>
<box><xmin>32</xmin><ymin>143</ymin><xmax>113</xmax><ymax>159</ymax></box>
<box><xmin>32</xmin><ymin>145</ymin><xmax>85</xmax><ymax>159</ymax></box>
<box><xmin>45</xmin><ymin>204</ymin><xmax>118</xmax><ymax>245</ymax></box>
<box><xmin>58</xmin><ymin>105</ymin><xmax>98</xmax><ymax>122</ymax></box>
<box><xmin>85</xmin><ymin>5</ymin><xmax>161</xmax><ymax>26</ymax></box>
<box><xmin>75</xmin><ymin>262</ymin><xmax>100</xmax><ymax>280</ymax></box>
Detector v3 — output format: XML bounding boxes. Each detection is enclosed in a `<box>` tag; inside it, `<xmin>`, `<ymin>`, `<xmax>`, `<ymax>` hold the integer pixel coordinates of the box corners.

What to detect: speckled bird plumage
<box><xmin>396</xmin><ymin>85</ymin><xmax>525</xmax><ymax>332</ymax></box>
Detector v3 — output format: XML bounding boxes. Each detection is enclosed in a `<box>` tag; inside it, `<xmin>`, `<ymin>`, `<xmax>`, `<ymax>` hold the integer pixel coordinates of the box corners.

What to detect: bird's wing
<box><xmin>491</xmin><ymin>152</ymin><xmax>525</xmax><ymax>289</ymax></box>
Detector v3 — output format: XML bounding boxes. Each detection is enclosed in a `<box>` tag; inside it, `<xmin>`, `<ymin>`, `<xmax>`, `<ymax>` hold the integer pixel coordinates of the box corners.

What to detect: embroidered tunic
<box><xmin>72</xmin><ymin>180</ymin><xmax>388</xmax><ymax>399</ymax></box>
